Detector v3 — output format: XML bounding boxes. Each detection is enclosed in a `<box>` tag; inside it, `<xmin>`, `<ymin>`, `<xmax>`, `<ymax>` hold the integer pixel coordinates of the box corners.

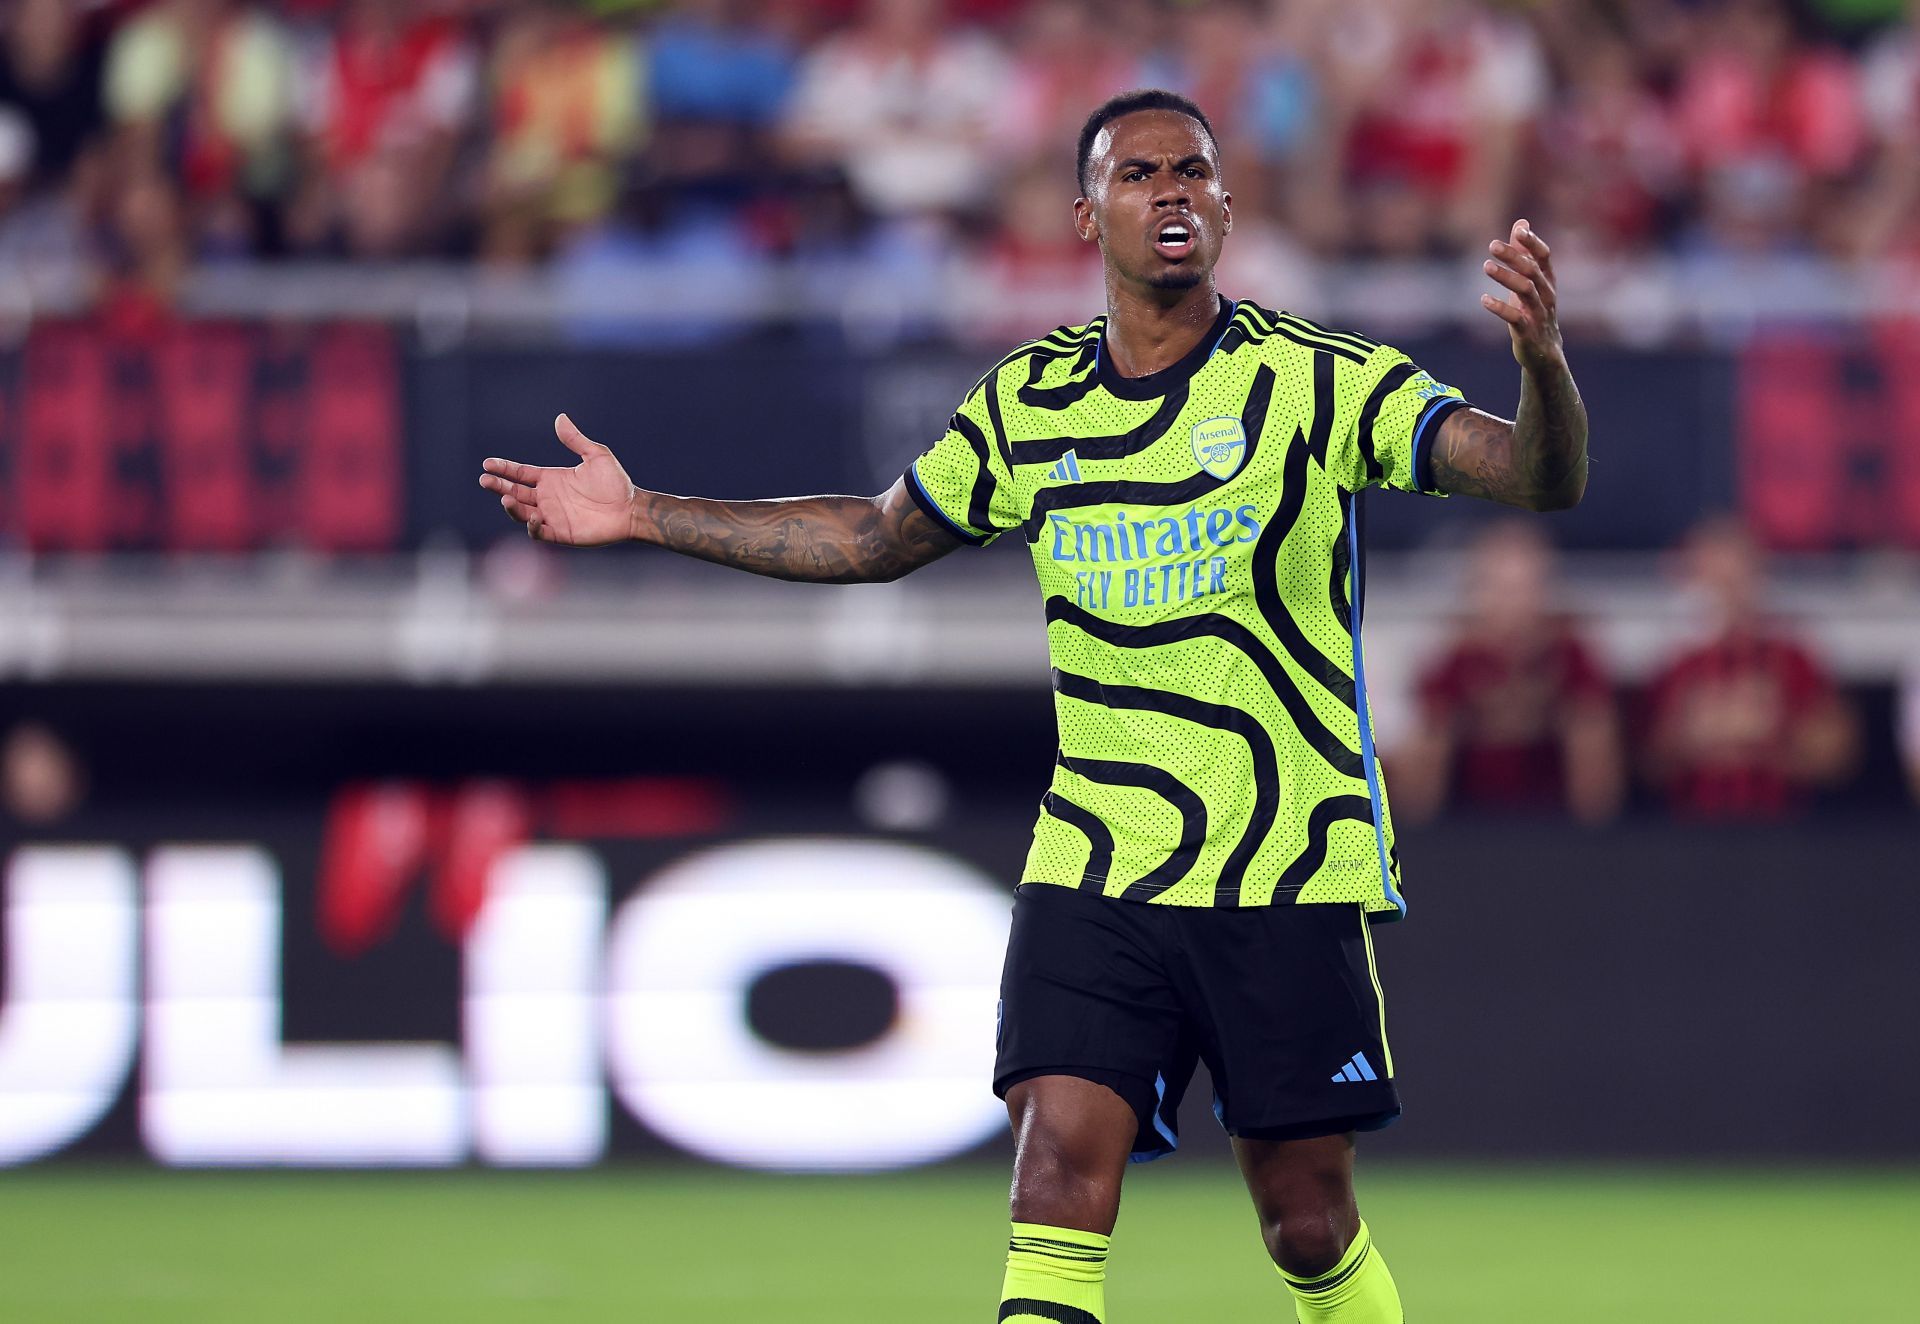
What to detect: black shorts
<box><xmin>993</xmin><ymin>883</ymin><xmax>1400</xmax><ymax>1162</ymax></box>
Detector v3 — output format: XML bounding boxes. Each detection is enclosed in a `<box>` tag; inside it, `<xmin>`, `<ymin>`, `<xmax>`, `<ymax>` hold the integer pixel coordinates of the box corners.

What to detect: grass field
<box><xmin>0</xmin><ymin>1163</ymin><xmax>1913</xmax><ymax>1322</ymax></box>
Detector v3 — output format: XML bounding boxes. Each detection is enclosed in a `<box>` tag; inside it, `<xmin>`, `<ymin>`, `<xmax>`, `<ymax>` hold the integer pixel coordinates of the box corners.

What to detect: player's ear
<box><xmin>1222</xmin><ymin>190</ymin><xmax>1233</xmax><ymax>235</ymax></box>
<box><xmin>1073</xmin><ymin>196</ymin><xmax>1097</xmax><ymax>243</ymax></box>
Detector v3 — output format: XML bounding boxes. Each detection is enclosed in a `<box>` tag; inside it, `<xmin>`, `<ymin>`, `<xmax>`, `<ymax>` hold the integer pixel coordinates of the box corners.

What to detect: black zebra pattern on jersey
<box><xmin>1016</xmin><ymin>330</ymin><xmax>1102</xmax><ymax>410</ymax></box>
<box><xmin>1054</xmin><ymin>750</ymin><xmax>1207</xmax><ymax>901</ymax></box>
<box><xmin>1045</xmin><ymin>598</ymin><xmax>1360</xmax><ymax>780</ymax></box>
<box><xmin>1252</xmin><ymin>402</ymin><xmax>1360</xmax><ymax>714</ymax></box>
<box><xmin>1222</xmin><ymin>304</ymin><xmax>1368</xmax><ymax>363</ymax></box>
<box><xmin>1052</xmin><ymin>667</ymin><xmax>1279</xmax><ymax>907</ymax></box>
<box><xmin>1018</xmin><ymin>363</ymin><xmax>1274</xmax><ymax>541</ymax></box>
<box><xmin>1276</xmin><ymin>795</ymin><xmax>1379</xmax><ymax>893</ymax></box>
<box><xmin>948</xmin><ymin>410</ymin><xmax>1001</xmax><ymax>539</ymax></box>
<box><xmin>1011</xmin><ymin>385</ymin><xmax>1190</xmax><ymax>466</ymax></box>
<box><xmin>1355</xmin><ymin>362</ymin><xmax>1417</xmax><ymax>484</ymax></box>
<box><xmin>1273</xmin><ymin>309</ymin><xmax>1379</xmax><ymax>356</ymax></box>
<box><xmin>1329</xmin><ymin>488</ymin><xmax>1355</xmax><ymax>633</ymax></box>
<box><xmin>1040</xmin><ymin>790</ymin><xmax>1114</xmax><ymax>892</ymax></box>
<box><xmin>1304</xmin><ymin>348</ymin><xmax>1336</xmax><ymax>466</ymax></box>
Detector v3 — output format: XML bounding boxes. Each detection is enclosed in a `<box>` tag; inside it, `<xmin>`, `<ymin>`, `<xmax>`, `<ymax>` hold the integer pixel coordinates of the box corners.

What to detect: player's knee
<box><xmin>1259</xmin><ymin>1210</ymin><xmax>1353</xmax><ymax>1279</ymax></box>
<box><xmin>1009</xmin><ymin>1129</ymin><xmax>1119</xmax><ymax>1226</ymax></box>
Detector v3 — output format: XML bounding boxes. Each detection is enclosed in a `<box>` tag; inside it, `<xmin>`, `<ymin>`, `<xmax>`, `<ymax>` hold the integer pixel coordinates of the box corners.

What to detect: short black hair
<box><xmin>1075</xmin><ymin>89</ymin><xmax>1217</xmax><ymax>197</ymax></box>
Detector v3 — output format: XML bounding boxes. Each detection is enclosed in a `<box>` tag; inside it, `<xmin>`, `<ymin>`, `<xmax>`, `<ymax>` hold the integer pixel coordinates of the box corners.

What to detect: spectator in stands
<box><xmin>647</xmin><ymin>0</ymin><xmax>796</xmax><ymax>204</ymax></box>
<box><xmin>0</xmin><ymin>0</ymin><xmax>105</xmax><ymax>193</ymax></box>
<box><xmin>0</xmin><ymin>107</ymin><xmax>98</xmax><ymax>298</ymax></box>
<box><xmin>1672</xmin><ymin>0</ymin><xmax>1866</xmax><ymax>256</ymax></box>
<box><xmin>995</xmin><ymin>0</ymin><xmax>1143</xmax><ymax>174</ymax></box>
<box><xmin>479</xmin><ymin>1</ymin><xmax>642</xmax><ymax>267</ymax></box>
<box><xmin>288</xmin><ymin>0</ymin><xmax>478</xmax><ymax>259</ymax></box>
<box><xmin>1643</xmin><ymin>517</ymin><xmax>1858</xmax><ymax>819</ymax></box>
<box><xmin>780</xmin><ymin>0</ymin><xmax>1010</xmax><ymax>224</ymax></box>
<box><xmin>1531</xmin><ymin>29</ymin><xmax>1683</xmax><ymax>260</ymax></box>
<box><xmin>1855</xmin><ymin>0</ymin><xmax>1920</xmax><ymax>256</ymax></box>
<box><xmin>1327</xmin><ymin>0</ymin><xmax>1548</xmax><ymax>256</ymax></box>
<box><xmin>1394</xmin><ymin>521</ymin><xmax>1624</xmax><ymax>825</ymax></box>
<box><xmin>964</xmin><ymin>160</ymin><xmax>1104</xmax><ymax>337</ymax></box>
<box><xmin>93</xmin><ymin>161</ymin><xmax>190</xmax><ymax>331</ymax></box>
<box><xmin>103</xmin><ymin>0</ymin><xmax>296</xmax><ymax>258</ymax></box>
<box><xmin>550</xmin><ymin>169</ymin><xmax>769</xmax><ymax>347</ymax></box>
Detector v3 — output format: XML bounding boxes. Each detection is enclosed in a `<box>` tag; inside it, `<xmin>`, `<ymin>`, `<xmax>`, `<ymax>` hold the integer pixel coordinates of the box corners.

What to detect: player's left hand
<box><xmin>1480</xmin><ymin>219</ymin><xmax>1564</xmax><ymax>376</ymax></box>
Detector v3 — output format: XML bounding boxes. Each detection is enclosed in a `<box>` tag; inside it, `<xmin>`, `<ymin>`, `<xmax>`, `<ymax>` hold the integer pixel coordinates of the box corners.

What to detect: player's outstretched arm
<box><xmin>1428</xmin><ymin>220</ymin><xmax>1589</xmax><ymax>512</ymax></box>
<box><xmin>477</xmin><ymin>415</ymin><xmax>962</xmax><ymax>583</ymax></box>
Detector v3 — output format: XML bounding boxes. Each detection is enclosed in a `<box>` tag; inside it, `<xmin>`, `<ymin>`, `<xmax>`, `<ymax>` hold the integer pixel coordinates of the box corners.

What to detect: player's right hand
<box><xmin>477</xmin><ymin>414</ymin><xmax>636</xmax><ymax>547</ymax></box>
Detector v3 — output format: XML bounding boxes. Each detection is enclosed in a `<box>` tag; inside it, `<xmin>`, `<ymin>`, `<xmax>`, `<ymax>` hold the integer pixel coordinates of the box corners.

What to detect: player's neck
<box><xmin>1100</xmin><ymin>281</ymin><xmax>1224</xmax><ymax>380</ymax></box>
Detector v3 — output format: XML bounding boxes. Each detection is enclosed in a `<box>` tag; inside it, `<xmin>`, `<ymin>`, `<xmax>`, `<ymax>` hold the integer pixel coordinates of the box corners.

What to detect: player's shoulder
<box><xmin>1225</xmin><ymin>299</ymin><xmax>1385</xmax><ymax>368</ymax></box>
<box><xmin>965</xmin><ymin>318</ymin><xmax>1106</xmax><ymax>402</ymax></box>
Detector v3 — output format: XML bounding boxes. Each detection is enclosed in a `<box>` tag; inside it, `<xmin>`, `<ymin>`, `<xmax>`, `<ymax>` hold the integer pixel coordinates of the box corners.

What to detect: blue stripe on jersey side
<box><xmin>905</xmin><ymin>460</ymin><xmax>991</xmax><ymax>546</ymax></box>
<box><xmin>1347</xmin><ymin>497</ymin><xmax>1406</xmax><ymax>917</ymax></box>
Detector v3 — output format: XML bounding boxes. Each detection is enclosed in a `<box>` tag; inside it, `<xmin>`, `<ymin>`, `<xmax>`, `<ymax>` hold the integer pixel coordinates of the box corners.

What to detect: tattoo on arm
<box><xmin>630</xmin><ymin>478</ymin><xmax>962</xmax><ymax>583</ymax></box>
<box><xmin>1430</xmin><ymin>359</ymin><xmax>1589</xmax><ymax>511</ymax></box>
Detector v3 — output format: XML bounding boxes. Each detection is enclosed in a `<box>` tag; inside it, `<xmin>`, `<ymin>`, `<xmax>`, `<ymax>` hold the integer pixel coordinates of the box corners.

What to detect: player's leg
<box><xmin>1235</xmin><ymin>1132</ymin><xmax>1402</xmax><ymax>1322</ymax></box>
<box><xmin>998</xmin><ymin>1074</ymin><xmax>1136</xmax><ymax>1323</ymax></box>
<box><xmin>1006</xmin><ymin>1074</ymin><xmax>1136</xmax><ymax>1233</ymax></box>
<box><xmin>991</xmin><ymin>884</ymin><xmax>1190</xmax><ymax>1323</ymax></box>
<box><xmin>1170</xmin><ymin>901</ymin><xmax>1403</xmax><ymax>1322</ymax></box>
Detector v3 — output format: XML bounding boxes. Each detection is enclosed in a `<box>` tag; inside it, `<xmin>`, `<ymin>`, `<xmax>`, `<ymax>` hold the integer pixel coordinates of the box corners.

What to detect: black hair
<box><xmin>1075</xmin><ymin>89</ymin><xmax>1218</xmax><ymax>197</ymax></box>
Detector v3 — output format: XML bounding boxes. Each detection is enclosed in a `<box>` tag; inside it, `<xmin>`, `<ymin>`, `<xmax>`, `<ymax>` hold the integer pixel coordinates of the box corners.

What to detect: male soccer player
<box><xmin>479</xmin><ymin>90</ymin><xmax>1588</xmax><ymax>1324</ymax></box>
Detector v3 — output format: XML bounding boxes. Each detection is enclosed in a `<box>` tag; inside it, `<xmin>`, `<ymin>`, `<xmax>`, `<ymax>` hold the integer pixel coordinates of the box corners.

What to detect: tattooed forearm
<box><xmin>1430</xmin><ymin>358</ymin><xmax>1588</xmax><ymax>511</ymax></box>
<box><xmin>629</xmin><ymin>479</ymin><xmax>960</xmax><ymax>583</ymax></box>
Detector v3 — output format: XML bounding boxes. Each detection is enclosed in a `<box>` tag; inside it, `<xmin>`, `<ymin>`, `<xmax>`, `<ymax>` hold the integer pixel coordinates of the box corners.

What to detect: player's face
<box><xmin>1075</xmin><ymin>110</ymin><xmax>1231</xmax><ymax>294</ymax></box>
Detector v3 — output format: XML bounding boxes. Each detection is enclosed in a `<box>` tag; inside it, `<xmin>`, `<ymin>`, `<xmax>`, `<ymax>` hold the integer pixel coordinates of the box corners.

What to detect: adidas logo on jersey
<box><xmin>1045</xmin><ymin>450</ymin><xmax>1082</xmax><ymax>483</ymax></box>
<box><xmin>1330</xmin><ymin>1051</ymin><xmax>1379</xmax><ymax>1084</ymax></box>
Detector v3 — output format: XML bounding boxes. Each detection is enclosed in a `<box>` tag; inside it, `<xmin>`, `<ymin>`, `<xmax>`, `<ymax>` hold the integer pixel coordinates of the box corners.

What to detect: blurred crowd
<box><xmin>4</xmin><ymin>0</ymin><xmax>1920</xmax><ymax>316</ymax></box>
<box><xmin>1391</xmin><ymin>515</ymin><xmax>1882</xmax><ymax>825</ymax></box>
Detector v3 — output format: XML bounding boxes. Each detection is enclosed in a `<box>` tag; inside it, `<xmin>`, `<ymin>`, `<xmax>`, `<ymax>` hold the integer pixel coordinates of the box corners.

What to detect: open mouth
<box><xmin>1153</xmin><ymin>218</ymin><xmax>1196</xmax><ymax>260</ymax></box>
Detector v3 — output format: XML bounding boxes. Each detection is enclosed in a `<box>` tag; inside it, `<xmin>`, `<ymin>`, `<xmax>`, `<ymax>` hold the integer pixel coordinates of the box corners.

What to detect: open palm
<box><xmin>477</xmin><ymin>415</ymin><xmax>635</xmax><ymax>546</ymax></box>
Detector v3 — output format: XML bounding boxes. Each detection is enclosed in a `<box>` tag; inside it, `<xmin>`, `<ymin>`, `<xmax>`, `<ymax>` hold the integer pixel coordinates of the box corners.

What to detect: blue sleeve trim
<box><xmin>1411</xmin><ymin>397</ymin><xmax>1469</xmax><ymax>495</ymax></box>
<box><xmin>905</xmin><ymin>462</ymin><xmax>992</xmax><ymax>546</ymax></box>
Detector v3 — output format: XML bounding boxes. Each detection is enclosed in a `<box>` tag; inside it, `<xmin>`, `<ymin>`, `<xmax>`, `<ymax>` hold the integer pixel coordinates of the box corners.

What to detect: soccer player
<box><xmin>479</xmin><ymin>90</ymin><xmax>1588</xmax><ymax>1324</ymax></box>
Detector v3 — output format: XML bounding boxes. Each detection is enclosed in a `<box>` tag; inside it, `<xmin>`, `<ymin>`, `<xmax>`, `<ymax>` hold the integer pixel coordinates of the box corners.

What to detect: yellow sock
<box><xmin>1277</xmin><ymin>1220</ymin><xmax>1402</xmax><ymax>1323</ymax></box>
<box><xmin>999</xmin><ymin>1221</ymin><xmax>1108</xmax><ymax>1323</ymax></box>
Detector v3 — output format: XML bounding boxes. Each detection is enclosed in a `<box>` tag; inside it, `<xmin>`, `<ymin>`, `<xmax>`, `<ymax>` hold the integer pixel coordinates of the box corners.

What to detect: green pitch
<box><xmin>0</xmin><ymin>1164</ymin><xmax>1912</xmax><ymax>1322</ymax></box>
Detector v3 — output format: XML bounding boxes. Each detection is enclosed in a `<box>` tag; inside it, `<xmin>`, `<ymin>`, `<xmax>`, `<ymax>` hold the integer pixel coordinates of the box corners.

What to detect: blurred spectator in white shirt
<box><xmin>781</xmin><ymin>0</ymin><xmax>1010</xmax><ymax>221</ymax></box>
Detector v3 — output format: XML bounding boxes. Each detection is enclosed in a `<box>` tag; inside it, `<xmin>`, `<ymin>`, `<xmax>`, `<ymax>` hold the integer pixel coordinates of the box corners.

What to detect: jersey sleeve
<box><xmin>1334</xmin><ymin>344</ymin><xmax>1470</xmax><ymax>496</ymax></box>
<box><xmin>902</xmin><ymin>379</ymin><xmax>1024</xmax><ymax>545</ymax></box>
